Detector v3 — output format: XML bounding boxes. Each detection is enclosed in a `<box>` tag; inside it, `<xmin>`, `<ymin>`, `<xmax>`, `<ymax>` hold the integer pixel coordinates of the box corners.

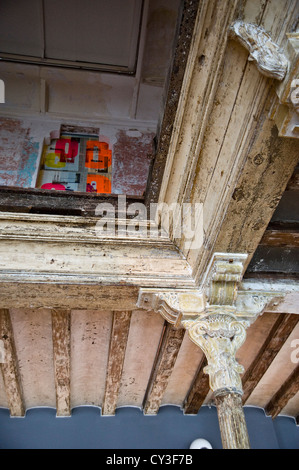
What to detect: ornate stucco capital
<box><xmin>181</xmin><ymin>307</ymin><xmax>248</xmax><ymax>394</ymax></box>
<box><xmin>137</xmin><ymin>253</ymin><xmax>284</xmax><ymax>394</ymax></box>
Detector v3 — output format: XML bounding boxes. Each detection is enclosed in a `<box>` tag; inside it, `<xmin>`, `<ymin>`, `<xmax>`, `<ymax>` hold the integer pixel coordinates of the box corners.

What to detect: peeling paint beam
<box><xmin>183</xmin><ymin>355</ymin><xmax>209</xmax><ymax>414</ymax></box>
<box><xmin>265</xmin><ymin>365</ymin><xmax>299</xmax><ymax>419</ymax></box>
<box><xmin>102</xmin><ymin>311</ymin><xmax>131</xmax><ymax>416</ymax></box>
<box><xmin>0</xmin><ymin>308</ymin><xmax>25</xmax><ymax>416</ymax></box>
<box><xmin>143</xmin><ymin>323</ymin><xmax>185</xmax><ymax>415</ymax></box>
<box><xmin>51</xmin><ymin>309</ymin><xmax>71</xmax><ymax>417</ymax></box>
<box><xmin>242</xmin><ymin>313</ymin><xmax>299</xmax><ymax>403</ymax></box>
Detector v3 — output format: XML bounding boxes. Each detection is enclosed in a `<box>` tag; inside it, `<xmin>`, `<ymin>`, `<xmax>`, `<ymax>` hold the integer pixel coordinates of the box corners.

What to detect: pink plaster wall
<box><xmin>112</xmin><ymin>129</ymin><xmax>154</xmax><ymax>196</ymax></box>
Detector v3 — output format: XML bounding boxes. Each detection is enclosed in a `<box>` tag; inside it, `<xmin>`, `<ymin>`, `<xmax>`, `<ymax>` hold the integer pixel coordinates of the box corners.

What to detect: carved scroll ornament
<box><xmin>230</xmin><ymin>21</ymin><xmax>288</xmax><ymax>80</ymax></box>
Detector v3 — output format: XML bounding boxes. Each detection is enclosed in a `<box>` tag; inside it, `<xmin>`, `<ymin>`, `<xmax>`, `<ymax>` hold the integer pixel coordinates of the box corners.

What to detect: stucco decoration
<box><xmin>229</xmin><ymin>21</ymin><xmax>288</xmax><ymax>80</ymax></box>
<box><xmin>182</xmin><ymin>309</ymin><xmax>248</xmax><ymax>394</ymax></box>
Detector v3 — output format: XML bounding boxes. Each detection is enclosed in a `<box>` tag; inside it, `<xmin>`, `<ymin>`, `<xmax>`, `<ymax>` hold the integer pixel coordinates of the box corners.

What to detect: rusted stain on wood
<box><xmin>51</xmin><ymin>309</ymin><xmax>71</xmax><ymax>416</ymax></box>
<box><xmin>143</xmin><ymin>323</ymin><xmax>185</xmax><ymax>415</ymax></box>
<box><xmin>102</xmin><ymin>311</ymin><xmax>132</xmax><ymax>415</ymax></box>
<box><xmin>0</xmin><ymin>308</ymin><xmax>25</xmax><ymax>416</ymax></box>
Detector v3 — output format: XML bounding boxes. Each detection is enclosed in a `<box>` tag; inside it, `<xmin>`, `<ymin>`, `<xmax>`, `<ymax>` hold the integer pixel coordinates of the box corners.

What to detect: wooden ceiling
<box><xmin>0</xmin><ymin>304</ymin><xmax>298</xmax><ymax>421</ymax></box>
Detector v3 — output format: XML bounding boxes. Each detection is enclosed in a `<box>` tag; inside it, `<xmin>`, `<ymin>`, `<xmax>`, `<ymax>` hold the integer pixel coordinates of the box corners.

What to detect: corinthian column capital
<box><xmin>181</xmin><ymin>307</ymin><xmax>248</xmax><ymax>394</ymax></box>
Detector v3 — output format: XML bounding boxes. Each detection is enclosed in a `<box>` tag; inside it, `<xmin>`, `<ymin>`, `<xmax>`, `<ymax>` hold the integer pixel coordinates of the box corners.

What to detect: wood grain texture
<box><xmin>183</xmin><ymin>356</ymin><xmax>209</xmax><ymax>414</ymax></box>
<box><xmin>102</xmin><ymin>311</ymin><xmax>132</xmax><ymax>415</ymax></box>
<box><xmin>260</xmin><ymin>230</ymin><xmax>299</xmax><ymax>248</ymax></box>
<box><xmin>0</xmin><ymin>309</ymin><xmax>25</xmax><ymax>416</ymax></box>
<box><xmin>265</xmin><ymin>365</ymin><xmax>299</xmax><ymax>418</ymax></box>
<box><xmin>52</xmin><ymin>309</ymin><xmax>71</xmax><ymax>416</ymax></box>
<box><xmin>143</xmin><ymin>323</ymin><xmax>185</xmax><ymax>415</ymax></box>
<box><xmin>242</xmin><ymin>313</ymin><xmax>299</xmax><ymax>403</ymax></box>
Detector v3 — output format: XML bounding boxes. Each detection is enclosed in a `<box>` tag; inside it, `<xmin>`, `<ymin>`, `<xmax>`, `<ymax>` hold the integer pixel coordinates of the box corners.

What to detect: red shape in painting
<box><xmin>41</xmin><ymin>183</ymin><xmax>66</xmax><ymax>190</ymax></box>
<box><xmin>55</xmin><ymin>138</ymin><xmax>78</xmax><ymax>163</ymax></box>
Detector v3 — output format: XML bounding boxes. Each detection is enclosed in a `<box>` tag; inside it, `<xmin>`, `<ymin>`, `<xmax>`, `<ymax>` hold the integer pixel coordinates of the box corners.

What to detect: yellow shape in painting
<box><xmin>45</xmin><ymin>153</ymin><xmax>66</xmax><ymax>169</ymax></box>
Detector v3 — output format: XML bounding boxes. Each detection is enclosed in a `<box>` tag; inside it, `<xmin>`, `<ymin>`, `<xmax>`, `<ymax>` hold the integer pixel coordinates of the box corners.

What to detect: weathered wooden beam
<box><xmin>0</xmin><ymin>283</ymin><xmax>139</xmax><ymax>311</ymax></box>
<box><xmin>242</xmin><ymin>313</ymin><xmax>299</xmax><ymax>403</ymax></box>
<box><xmin>102</xmin><ymin>311</ymin><xmax>131</xmax><ymax>416</ymax></box>
<box><xmin>265</xmin><ymin>365</ymin><xmax>299</xmax><ymax>419</ymax></box>
<box><xmin>183</xmin><ymin>356</ymin><xmax>209</xmax><ymax>414</ymax></box>
<box><xmin>0</xmin><ymin>308</ymin><xmax>25</xmax><ymax>416</ymax></box>
<box><xmin>51</xmin><ymin>309</ymin><xmax>71</xmax><ymax>416</ymax></box>
<box><xmin>260</xmin><ymin>230</ymin><xmax>299</xmax><ymax>248</ymax></box>
<box><xmin>0</xmin><ymin>186</ymin><xmax>143</xmax><ymax>217</ymax></box>
<box><xmin>145</xmin><ymin>0</ymin><xmax>200</xmax><ymax>207</ymax></box>
<box><xmin>286</xmin><ymin>170</ymin><xmax>299</xmax><ymax>191</ymax></box>
<box><xmin>143</xmin><ymin>323</ymin><xmax>185</xmax><ymax>415</ymax></box>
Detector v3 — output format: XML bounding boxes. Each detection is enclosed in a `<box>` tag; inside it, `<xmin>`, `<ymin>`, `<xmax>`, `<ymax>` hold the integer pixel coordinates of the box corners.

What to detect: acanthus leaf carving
<box><xmin>182</xmin><ymin>308</ymin><xmax>248</xmax><ymax>394</ymax></box>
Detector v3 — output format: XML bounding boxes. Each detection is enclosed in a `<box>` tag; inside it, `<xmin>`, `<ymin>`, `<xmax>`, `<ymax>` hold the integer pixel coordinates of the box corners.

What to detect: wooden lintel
<box><xmin>0</xmin><ymin>309</ymin><xmax>25</xmax><ymax>416</ymax></box>
<box><xmin>242</xmin><ymin>313</ymin><xmax>299</xmax><ymax>403</ymax></box>
<box><xmin>265</xmin><ymin>365</ymin><xmax>299</xmax><ymax>419</ymax></box>
<box><xmin>51</xmin><ymin>309</ymin><xmax>71</xmax><ymax>416</ymax></box>
<box><xmin>102</xmin><ymin>311</ymin><xmax>131</xmax><ymax>416</ymax></box>
<box><xmin>183</xmin><ymin>355</ymin><xmax>209</xmax><ymax>415</ymax></box>
<box><xmin>143</xmin><ymin>323</ymin><xmax>185</xmax><ymax>415</ymax></box>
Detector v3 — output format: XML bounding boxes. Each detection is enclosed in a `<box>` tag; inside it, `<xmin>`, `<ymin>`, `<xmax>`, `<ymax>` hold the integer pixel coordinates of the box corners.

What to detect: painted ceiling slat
<box><xmin>102</xmin><ymin>311</ymin><xmax>132</xmax><ymax>416</ymax></box>
<box><xmin>183</xmin><ymin>355</ymin><xmax>209</xmax><ymax>415</ymax></box>
<box><xmin>265</xmin><ymin>365</ymin><xmax>299</xmax><ymax>419</ymax></box>
<box><xmin>242</xmin><ymin>313</ymin><xmax>299</xmax><ymax>404</ymax></box>
<box><xmin>143</xmin><ymin>323</ymin><xmax>185</xmax><ymax>415</ymax></box>
<box><xmin>51</xmin><ymin>309</ymin><xmax>71</xmax><ymax>417</ymax></box>
<box><xmin>0</xmin><ymin>309</ymin><xmax>25</xmax><ymax>417</ymax></box>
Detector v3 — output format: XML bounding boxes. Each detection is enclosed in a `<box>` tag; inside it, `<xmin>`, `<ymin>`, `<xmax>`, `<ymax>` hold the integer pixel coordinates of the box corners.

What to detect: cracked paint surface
<box><xmin>0</xmin><ymin>118</ymin><xmax>40</xmax><ymax>187</ymax></box>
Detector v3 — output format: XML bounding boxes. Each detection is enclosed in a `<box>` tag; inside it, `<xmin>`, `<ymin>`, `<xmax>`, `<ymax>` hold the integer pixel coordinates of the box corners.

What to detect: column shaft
<box><xmin>214</xmin><ymin>391</ymin><xmax>250</xmax><ymax>449</ymax></box>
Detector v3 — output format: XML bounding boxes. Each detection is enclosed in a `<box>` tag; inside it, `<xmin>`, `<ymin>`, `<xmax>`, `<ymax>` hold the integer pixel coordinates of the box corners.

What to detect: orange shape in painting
<box><xmin>85</xmin><ymin>141</ymin><xmax>112</xmax><ymax>170</ymax></box>
<box><xmin>86</xmin><ymin>174</ymin><xmax>111</xmax><ymax>193</ymax></box>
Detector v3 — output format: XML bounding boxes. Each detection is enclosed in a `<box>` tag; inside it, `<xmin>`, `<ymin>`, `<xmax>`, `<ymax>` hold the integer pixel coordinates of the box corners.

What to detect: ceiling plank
<box><xmin>102</xmin><ymin>311</ymin><xmax>132</xmax><ymax>416</ymax></box>
<box><xmin>242</xmin><ymin>313</ymin><xmax>299</xmax><ymax>403</ymax></box>
<box><xmin>265</xmin><ymin>365</ymin><xmax>299</xmax><ymax>419</ymax></box>
<box><xmin>183</xmin><ymin>355</ymin><xmax>209</xmax><ymax>414</ymax></box>
<box><xmin>0</xmin><ymin>308</ymin><xmax>25</xmax><ymax>416</ymax></box>
<box><xmin>143</xmin><ymin>323</ymin><xmax>185</xmax><ymax>415</ymax></box>
<box><xmin>51</xmin><ymin>309</ymin><xmax>71</xmax><ymax>416</ymax></box>
<box><xmin>259</xmin><ymin>230</ymin><xmax>299</xmax><ymax>248</ymax></box>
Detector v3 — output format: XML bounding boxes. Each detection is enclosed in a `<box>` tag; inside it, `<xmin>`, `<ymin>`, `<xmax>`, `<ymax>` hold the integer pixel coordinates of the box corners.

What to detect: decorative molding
<box><xmin>229</xmin><ymin>21</ymin><xmax>288</xmax><ymax>80</ymax></box>
<box><xmin>137</xmin><ymin>288</ymin><xmax>204</xmax><ymax>328</ymax></box>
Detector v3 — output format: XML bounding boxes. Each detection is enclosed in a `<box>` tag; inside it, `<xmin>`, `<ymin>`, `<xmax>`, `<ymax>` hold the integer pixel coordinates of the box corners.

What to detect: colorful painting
<box><xmin>37</xmin><ymin>135</ymin><xmax>112</xmax><ymax>193</ymax></box>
